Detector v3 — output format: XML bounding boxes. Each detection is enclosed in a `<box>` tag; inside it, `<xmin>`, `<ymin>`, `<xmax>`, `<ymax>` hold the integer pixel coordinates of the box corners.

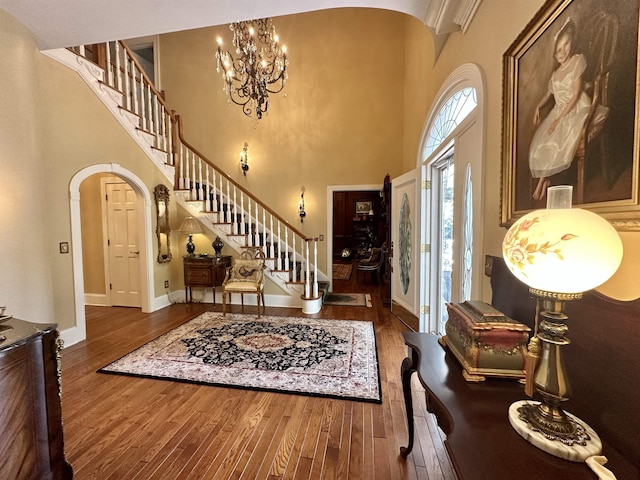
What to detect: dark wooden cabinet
<box><xmin>183</xmin><ymin>254</ymin><xmax>231</xmax><ymax>303</ymax></box>
<box><xmin>0</xmin><ymin>318</ymin><xmax>73</xmax><ymax>480</ymax></box>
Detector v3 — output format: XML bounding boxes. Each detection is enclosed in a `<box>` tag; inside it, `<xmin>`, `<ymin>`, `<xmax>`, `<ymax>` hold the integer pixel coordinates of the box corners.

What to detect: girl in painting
<box><xmin>529</xmin><ymin>18</ymin><xmax>607</xmax><ymax>201</ymax></box>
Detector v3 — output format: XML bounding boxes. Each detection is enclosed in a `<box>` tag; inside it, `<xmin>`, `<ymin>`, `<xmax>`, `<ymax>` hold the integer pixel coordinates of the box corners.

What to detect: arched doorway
<box><xmin>67</xmin><ymin>164</ymin><xmax>154</xmax><ymax>344</ymax></box>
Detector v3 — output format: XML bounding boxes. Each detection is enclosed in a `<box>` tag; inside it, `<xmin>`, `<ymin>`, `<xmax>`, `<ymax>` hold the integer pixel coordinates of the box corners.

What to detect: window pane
<box><xmin>424</xmin><ymin>87</ymin><xmax>477</xmax><ymax>159</ymax></box>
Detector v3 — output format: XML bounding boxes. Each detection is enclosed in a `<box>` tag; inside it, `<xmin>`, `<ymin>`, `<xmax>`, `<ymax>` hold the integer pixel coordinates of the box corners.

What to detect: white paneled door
<box><xmin>106</xmin><ymin>181</ymin><xmax>141</xmax><ymax>307</ymax></box>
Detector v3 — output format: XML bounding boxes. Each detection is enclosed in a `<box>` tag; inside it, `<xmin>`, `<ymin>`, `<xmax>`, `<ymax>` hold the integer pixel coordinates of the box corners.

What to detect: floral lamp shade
<box><xmin>502</xmin><ymin>208</ymin><xmax>623</xmax><ymax>294</ymax></box>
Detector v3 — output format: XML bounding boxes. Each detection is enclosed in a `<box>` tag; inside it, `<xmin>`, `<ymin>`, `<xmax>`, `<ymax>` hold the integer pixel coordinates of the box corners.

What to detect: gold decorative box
<box><xmin>440</xmin><ymin>300</ymin><xmax>531</xmax><ymax>382</ymax></box>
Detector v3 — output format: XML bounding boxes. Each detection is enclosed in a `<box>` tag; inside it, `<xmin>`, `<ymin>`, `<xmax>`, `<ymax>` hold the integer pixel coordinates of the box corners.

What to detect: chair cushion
<box><xmin>224</xmin><ymin>281</ymin><xmax>263</xmax><ymax>292</ymax></box>
<box><xmin>359</xmin><ymin>248</ymin><xmax>381</xmax><ymax>266</ymax></box>
<box><xmin>229</xmin><ymin>259</ymin><xmax>263</xmax><ymax>282</ymax></box>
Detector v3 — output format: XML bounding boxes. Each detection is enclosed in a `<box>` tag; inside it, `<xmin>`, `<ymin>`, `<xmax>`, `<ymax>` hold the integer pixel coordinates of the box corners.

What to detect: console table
<box><xmin>183</xmin><ymin>254</ymin><xmax>231</xmax><ymax>304</ymax></box>
<box><xmin>0</xmin><ymin>318</ymin><xmax>73</xmax><ymax>479</ymax></box>
<box><xmin>399</xmin><ymin>332</ymin><xmax>628</xmax><ymax>479</ymax></box>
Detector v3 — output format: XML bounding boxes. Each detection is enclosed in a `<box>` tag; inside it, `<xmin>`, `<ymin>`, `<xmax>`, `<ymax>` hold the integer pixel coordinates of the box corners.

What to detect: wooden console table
<box><xmin>183</xmin><ymin>254</ymin><xmax>231</xmax><ymax>304</ymax></box>
<box><xmin>399</xmin><ymin>332</ymin><xmax>631</xmax><ymax>479</ymax></box>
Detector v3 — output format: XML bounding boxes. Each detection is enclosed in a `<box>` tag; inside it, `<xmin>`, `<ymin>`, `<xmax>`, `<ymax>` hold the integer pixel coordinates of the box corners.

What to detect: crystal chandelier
<box><xmin>215</xmin><ymin>18</ymin><xmax>288</xmax><ymax>120</ymax></box>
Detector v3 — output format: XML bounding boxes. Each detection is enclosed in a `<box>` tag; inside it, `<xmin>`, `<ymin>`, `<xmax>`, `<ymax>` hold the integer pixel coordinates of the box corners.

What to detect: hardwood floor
<box><xmin>61</xmin><ymin>272</ymin><xmax>455</xmax><ymax>479</ymax></box>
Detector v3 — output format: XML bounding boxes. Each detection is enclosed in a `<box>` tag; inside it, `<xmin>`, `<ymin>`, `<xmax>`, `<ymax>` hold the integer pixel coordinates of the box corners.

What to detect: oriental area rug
<box><xmin>99</xmin><ymin>312</ymin><xmax>382</xmax><ymax>403</ymax></box>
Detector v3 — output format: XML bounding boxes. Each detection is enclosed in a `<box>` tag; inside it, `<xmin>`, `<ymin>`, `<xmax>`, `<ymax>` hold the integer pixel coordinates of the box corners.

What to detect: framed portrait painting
<box><xmin>500</xmin><ymin>0</ymin><xmax>640</xmax><ymax>230</ymax></box>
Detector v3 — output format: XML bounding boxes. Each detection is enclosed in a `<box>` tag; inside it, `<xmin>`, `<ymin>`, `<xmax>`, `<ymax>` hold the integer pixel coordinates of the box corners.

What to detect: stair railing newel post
<box><xmin>305</xmin><ymin>240</ymin><xmax>311</xmax><ymax>298</ymax></box>
<box><xmin>313</xmin><ymin>239</ymin><xmax>318</xmax><ymax>298</ymax></box>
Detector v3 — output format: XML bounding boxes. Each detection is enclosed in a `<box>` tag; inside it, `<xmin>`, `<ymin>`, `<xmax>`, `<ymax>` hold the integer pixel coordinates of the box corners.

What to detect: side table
<box><xmin>183</xmin><ymin>254</ymin><xmax>231</xmax><ymax>304</ymax></box>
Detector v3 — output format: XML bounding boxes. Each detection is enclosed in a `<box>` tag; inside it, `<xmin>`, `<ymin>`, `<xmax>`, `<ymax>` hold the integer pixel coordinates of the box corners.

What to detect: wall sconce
<box><xmin>299</xmin><ymin>186</ymin><xmax>306</xmax><ymax>223</ymax></box>
<box><xmin>178</xmin><ymin>216</ymin><xmax>203</xmax><ymax>255</ymax></box>
<box><xmin>239</xmin><ymin>142</ymin><xmax>249</xmax><ymax>175</ymax></box>
<box><xmin>502</xmin><ymin>185</ymin><xmax>623</xmax><ymax>462</ymax></box>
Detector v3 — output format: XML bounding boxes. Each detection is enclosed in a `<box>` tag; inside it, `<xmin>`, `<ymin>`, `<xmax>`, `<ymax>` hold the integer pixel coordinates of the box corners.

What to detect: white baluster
<box><xmin>270</xmin><ymin>215</ymin><xmax>274</xmax><ymax>259</ymax></box>
<box><xmin>167</xmin><ymin>113</ymin><xmax>173</xmax><ymax>165</ymax></box>
<box><xmin>285</xmin><ymin>228</ymin><xmax>290</xmax><ymax>271</ymax></box>
<box><xmin>132</xmin><ymin>65</ymin><xmax>139</xmax><ymax>115</ymax></box>
<box><xmin>233</xmin><ymin>187</ymin><xmax>238</xmax><ymax>234</ymax></box>
<box><xmin>205</xmin><ymin>167</ymin><xmax>210</xmax><ymax>212</ymax></box>
<box><xmin>262</xmin><ymin>209</ymin><xmax>266</xmax><ymax>252</ymax></box>
<box><xmin>277</xmin><ymin>222</ymin><xmax>282</xmax><ymax>269</ymax></box>
<box><xmin>247</xmin><ymin>197</ymin><xmax>252</xmax><ymax>246</ymax></box>
<box><xmin>313</xmin><ymin>239</ymin><xmax>318</xmax><ymax>297</ymax></box>
<box><xmin>190</xmin><ymin>153</ymin><xmax>197</xmax><ymax>200</ymax></box>
<box><xmin>79</xmin><ymin>45</ymin><xmax>86</xmax><ymax>57</ymax></box>
<box><xmin>241</xmin><ymin>194</ymin><xmax>246</xmax><ymax>235</ymax></box>
<box><xmin>115</xmin><ymin>42</ymin><xmax>122</xmax><ymax>92</ymax></box>
<box><xmin>124</xmin><ymin>54</ymin><xmax>131</xmax><ymax>110</ymax></box>
<box><xmin>292</xmin><ymin>236</ymin><xmax>297</xmax><ymax>282</ymax></box>
<box><xmin>179</xmin><ymin>144</ymin><xmax>185</xmax><ymax>190</ymax></box>
<box><xmin>160</xmin><ymin>105</ymin><xmax>167</xmax><ymax>152</ymax></box>
<box><xmin>226</xmin><ymin>179</ymin><xmax>230</xmax><ymax>224</ymax></box>
<box><xmin>219</xmin><ymin>174</ymin><xmax>223</xmax><ymax>216</ymax></box>
<box><xmin>197</xmin><ymin>158</ymin><xmax>203</xmax><ymax>202</ymax></box>
<box><xmin>212</xmin><ymin>170</ymin><xmax>218</xmax><ymax>211</ymax></box>
<box><xmin>145</xmin><ymin>84</ymin><xmax>152</xmax><ymax>132</ymax></box>
<box><xmin>106</xmin><ymin>42</ymin><xmax>113</xmax><ymax>86</ymax></box>
<box><xmin>255</xmin><ymin>203</ymin><xmax>259</xmax><ymax>247</ymax></box>
<box><xmin>153</xmin><ymin>95</ymin><xmax>159</xmax><ymax>143</ymax></box>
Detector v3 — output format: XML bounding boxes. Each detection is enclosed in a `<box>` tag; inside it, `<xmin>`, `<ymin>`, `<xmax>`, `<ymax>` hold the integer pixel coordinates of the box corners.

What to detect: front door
<box><xmin>106</xmin><ymin>181</ymin><xmax>141</xmax><ymax>307</ymax></box>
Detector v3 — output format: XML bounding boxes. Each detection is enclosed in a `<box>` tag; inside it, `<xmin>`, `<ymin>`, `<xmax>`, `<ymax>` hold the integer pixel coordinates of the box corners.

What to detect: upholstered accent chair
<box><xmin>222</xmin><ymin>247</ymin><xmax>266</xmax><ymax>318</ymax></box>
<box><xmin>357</xmin><ymin>243</ymin><xmax>385</xmax><ymax>284</ymax></box>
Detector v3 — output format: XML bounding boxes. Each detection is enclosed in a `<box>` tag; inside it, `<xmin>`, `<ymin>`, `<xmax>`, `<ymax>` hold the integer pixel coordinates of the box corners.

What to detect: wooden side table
<box><xmin>183</xmin><ymin>254</ymin><xmax>231</xmax><ymax>304</ymax></box>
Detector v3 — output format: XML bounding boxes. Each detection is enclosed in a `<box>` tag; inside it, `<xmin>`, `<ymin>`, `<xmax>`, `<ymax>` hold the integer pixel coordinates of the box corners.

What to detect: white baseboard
<box><xmin>84</xmin><ymin>293</ymin><xmax>107</xmax><ymax>306</ymax></box>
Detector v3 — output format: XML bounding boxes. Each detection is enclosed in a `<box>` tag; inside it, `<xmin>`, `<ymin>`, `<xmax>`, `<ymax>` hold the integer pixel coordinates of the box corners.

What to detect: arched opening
<box><xmin>67</xmin><ymin>164</ymin><xmax>154</xmax><ymax>345</ymax></box>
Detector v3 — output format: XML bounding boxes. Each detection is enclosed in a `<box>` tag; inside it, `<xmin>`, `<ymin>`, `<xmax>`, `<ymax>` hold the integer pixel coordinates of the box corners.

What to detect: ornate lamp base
<box><xmin>509</xmin><ymin>400</ymin><xmax>602</xmax><ymax>462</ymax></box>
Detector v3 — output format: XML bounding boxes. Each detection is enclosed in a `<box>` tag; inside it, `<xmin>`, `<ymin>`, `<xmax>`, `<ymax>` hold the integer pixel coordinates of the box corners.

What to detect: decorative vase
<box><xmin>212</xmin><ymin>236</ymin><xmax>224</xmax><ymax>256</ymax></box>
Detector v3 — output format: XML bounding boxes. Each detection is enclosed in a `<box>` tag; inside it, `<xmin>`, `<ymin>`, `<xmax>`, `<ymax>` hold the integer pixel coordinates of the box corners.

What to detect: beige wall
<box><xmin>160</xmin><ymin>8</ymin><xmax>408</xmax><ymax>269</ymax></box>
<box><xmin>0</xmin><ymin>9</ymin><xmax>55</xmax><ymax>322</ymax></box>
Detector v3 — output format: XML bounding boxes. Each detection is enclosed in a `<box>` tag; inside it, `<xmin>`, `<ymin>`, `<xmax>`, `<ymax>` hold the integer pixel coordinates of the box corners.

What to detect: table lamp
<box><xmin>502</xmin><ymin>185</ymin><xmax>623</xmax><ymax>461</ymax></box>
<box><xmin>178</xmin><ymin>216</ymin><xmax>203</xmax><ymax>255</ymax></box>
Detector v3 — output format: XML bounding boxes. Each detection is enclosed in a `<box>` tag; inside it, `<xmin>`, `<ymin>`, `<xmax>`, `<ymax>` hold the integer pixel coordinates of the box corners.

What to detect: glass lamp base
<box><xmin>509</xmin><ymin>400</ymin><xmax>602</xmax><ymax>462</ymax></box>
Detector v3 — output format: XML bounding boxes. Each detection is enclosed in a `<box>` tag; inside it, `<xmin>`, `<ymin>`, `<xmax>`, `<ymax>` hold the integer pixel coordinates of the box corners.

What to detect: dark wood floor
<box><xmin>61</xmin><ymin>269</ymin><xmax>455</xmax><ymax>479</ymax></box>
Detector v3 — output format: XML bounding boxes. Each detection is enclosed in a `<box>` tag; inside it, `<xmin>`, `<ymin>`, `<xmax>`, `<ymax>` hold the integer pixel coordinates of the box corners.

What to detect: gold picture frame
<box><xmin>355</xmin><ymin>200</ymin><xmax>373</xmax><ymax>215</ymax></box>
<box><xmin>500</xmin><ymin>0</ymin><xmax>640</xmax><ymax>230</ymax></box>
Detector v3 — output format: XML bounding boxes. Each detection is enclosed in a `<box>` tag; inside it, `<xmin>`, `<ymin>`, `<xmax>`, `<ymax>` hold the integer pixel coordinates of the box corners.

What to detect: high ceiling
<box><xmin>0</xmin><ymin>0</ymin><xmax>481</xmax><ymax>50</ymax></box>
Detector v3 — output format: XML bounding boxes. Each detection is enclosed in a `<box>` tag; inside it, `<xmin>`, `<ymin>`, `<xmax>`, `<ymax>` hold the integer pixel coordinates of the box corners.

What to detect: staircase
<box><xmin>44</xmin><ymin>41</ymin><xmax>328</xmax><ymax>312</ymax></box>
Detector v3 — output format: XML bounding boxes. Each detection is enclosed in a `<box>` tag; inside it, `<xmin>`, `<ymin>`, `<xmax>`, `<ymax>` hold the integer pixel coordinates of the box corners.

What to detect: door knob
<box><xmin>131</xmin><ymin>251</ymin><xmax>140</xmax><ymax>255</ymax></box>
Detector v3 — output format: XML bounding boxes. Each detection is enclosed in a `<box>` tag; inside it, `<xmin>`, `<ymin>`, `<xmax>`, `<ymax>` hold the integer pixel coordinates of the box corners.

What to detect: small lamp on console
<box><xmin>502</xmin><ymin>185</ymin><xmax>623</xmax><ymax>462</ymax></box>
<box><xmin>178</xmin><ymin>216</ymin><xmax>203</xmax><ymax>255</ymax></box>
